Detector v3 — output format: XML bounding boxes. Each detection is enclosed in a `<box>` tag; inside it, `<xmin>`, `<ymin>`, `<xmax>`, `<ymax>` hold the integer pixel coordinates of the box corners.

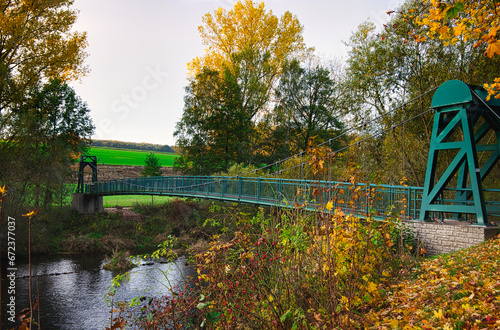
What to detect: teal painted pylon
<box><xmin>420</xmin><ymin>80</ymin><xmax>500</xmax><ymax>225</ymax></box>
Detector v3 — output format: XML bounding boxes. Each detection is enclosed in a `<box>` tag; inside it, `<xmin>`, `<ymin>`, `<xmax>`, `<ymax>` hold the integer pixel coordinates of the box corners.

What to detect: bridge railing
<box><xmin>84</xmin><ymin>176</ymin><xmax>499</xmax><ymax>222</ymax></box>
<box><xmin>84</xmin><ymin>176</ymin><xmax>427</xmax><ymax>220</ymax></box>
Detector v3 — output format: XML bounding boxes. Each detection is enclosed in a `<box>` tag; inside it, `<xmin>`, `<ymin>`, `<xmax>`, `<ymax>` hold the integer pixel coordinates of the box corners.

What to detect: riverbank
<box><xmin>18</xmin><ymin>198</ymin><xmax>261</xmax><ymax>257</ymax></box>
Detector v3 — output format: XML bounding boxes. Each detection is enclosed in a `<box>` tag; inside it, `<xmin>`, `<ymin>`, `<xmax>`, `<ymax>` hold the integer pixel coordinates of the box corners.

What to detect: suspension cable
<box><xmin>86</xmin><ymin>87</ymin><xmax>438</xmax><ymax>191</ymax></box>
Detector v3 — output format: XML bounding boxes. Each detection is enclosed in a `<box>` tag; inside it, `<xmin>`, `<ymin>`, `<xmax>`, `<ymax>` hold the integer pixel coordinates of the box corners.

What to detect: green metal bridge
<box><xmin>76</xmin><ymin>80</ymin><xmax>500</xmax><ymax>226</ymax></box>
<box><xmin>81</xmin><ymin>174</ymin><xmax>500</xmax><ymax>225</ymax></box>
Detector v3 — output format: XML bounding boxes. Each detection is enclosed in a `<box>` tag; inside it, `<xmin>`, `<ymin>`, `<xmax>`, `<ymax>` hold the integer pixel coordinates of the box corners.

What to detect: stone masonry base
<box><xmin>402</xmin><ymin>219</ymin><xmax>499</xmax><ymax>256</ymax></box>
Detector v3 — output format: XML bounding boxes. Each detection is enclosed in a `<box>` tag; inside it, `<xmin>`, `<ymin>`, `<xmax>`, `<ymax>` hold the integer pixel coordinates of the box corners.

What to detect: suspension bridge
<box><xmin>73</xmin><ymin>80</ymin><xmax>500</xmax><ymax>228</ymax></box>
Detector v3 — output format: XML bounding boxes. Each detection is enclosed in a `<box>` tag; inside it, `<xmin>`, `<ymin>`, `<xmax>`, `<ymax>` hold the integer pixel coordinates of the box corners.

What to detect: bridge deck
<box><xmin>83</xmin><ymin>176</ymin><xmax>500</xmax><ymax>224</ymax></box>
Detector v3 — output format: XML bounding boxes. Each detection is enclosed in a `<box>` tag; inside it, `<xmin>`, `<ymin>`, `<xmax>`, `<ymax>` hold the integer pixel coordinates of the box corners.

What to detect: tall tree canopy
<box><xmin>0</xmin><ymin>0</ymin><xmax>88</xmax><ymax>148</ymax></box>
<box><xmin>188</xmin><ymin>0</ymin><xmax>305</xmax><ymax>77</ymax></box>
<box><xmin>176</xmin><ymin>0</ymin><xmax>309</xmax><ymax>174</ymax></box>
<box><xmin>188</xmin><ymin>0</ymin><xmax>305</xmax><ymax>119</ymax></box>
<box><xmin>274</xmin><ymin>59</ymin><xmax>344</xmax><ymax>156</ymax></box>
<box><xmin>0</xmin><ymin>1</ymin><xmax>91</xmax><ymax>211</ymax></box>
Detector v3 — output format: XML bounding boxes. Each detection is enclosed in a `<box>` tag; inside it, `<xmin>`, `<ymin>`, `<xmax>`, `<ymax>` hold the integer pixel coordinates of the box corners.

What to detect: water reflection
<box><xmin>1</xmin><ymin>254</ymin><xmax>194</xmax><ymax>329</ymax></box>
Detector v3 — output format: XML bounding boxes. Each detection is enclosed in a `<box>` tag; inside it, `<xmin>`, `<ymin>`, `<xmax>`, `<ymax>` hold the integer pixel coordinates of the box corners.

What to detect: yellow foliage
<box><xmin>486</xmin><ymin>40</ymin><xmax>500</xmax><ymax>58</ymax></box>
<box><xmin>22</xmin><ymin>209</ymin><xmax>39</xmax><ymax>218</ymax></box>
<box><xmin>367</xmin><ymin>281</ymin><xmax>378</xmax><ymax>293</ymax></box>
<box><xmin>433</xmin><ymin>308</ymin><xmax>443</xmax><ymax>320</ymax></box>
<box><xmin>0</xmin><ymin>0</ymin><xmax>88</xmax><ymax>84</ymax></box>
<box><xmin>188</xmin><ymin>0</ymin><xmax>305</xmax><ymax>79</ymax></box>
<box><xmin>415</xmin><ymin>0</ymin><xmax>500</xmax><ymax>98</ymax></box>
<box><xmin>0</xmin><ymin>185</ymin><xmax>6</xmax><ymax>200</ymax></box>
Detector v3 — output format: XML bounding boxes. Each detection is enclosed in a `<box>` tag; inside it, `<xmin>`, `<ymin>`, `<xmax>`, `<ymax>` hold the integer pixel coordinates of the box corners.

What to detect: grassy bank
<box><xmin>19</xmin><ymin>198</ymin><xmax>259</xmax><ymax>256</ymax></box>
<box><xmin>103</xmin><ymin>195</ymin><xmax>173</xmax><ymax>207</ymax></box>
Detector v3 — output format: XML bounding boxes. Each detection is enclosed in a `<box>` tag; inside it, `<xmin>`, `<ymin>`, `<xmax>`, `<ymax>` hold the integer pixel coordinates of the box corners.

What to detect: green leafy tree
<box><xmin>175</xmin><ymin>66</ymin><xmax>254</xmax><ymax>175</ymax></box>
<box><xmin>141</xmin><ymin>153</ymin><xmax>163</xmax><ymax>177</ymax></box>
<box><xmin>0</xmin><ymin>78</ymin><xmax>94</xmax><ymax>208</ymax></box>
<box><xmin>273</xmin><ymin>59</ymin><xmax>345</xmax><ymax>156</ymax></box>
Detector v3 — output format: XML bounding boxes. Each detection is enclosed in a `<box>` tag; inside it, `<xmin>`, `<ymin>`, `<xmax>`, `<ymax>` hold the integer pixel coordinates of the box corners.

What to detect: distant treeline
<box><xmin>92</xmin><ymin>140</ymin><xmax>176</xmax><ymax>153</ymax></box>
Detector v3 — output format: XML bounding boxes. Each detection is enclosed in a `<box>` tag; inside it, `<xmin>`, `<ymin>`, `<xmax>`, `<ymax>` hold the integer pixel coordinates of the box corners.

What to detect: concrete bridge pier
<box><xmin>72</xmin><ymin>193</ymin><xmax>103</xmax><ymax>214</ymax></box>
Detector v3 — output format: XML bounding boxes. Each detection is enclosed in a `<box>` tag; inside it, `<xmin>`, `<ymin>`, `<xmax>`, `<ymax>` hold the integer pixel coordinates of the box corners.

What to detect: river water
<box><xmin>1</xmin><ymin>253</ymin><xmax>195</xmax><ymax>329</ymax></box>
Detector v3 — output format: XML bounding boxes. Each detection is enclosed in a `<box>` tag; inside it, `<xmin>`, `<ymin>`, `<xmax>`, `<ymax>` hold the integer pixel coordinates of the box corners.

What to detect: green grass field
<box><xmin>103</xmin><ymin>195</ymin><xmax>174</xmax><ymax>207</ymax></box>
<box><xmin>89</xmin><ymin>147</ymin><xmax>178</xmax><ymax>166</ymax></box>
<box><xmin>75</xmin><ymin>147</ymin><xmax>180</xmax><ymax>206</ymax></box>
<box><xmin>65</xmin><ymin>185</ymin><xmax>175</xmax><ymax>207</ymax></box>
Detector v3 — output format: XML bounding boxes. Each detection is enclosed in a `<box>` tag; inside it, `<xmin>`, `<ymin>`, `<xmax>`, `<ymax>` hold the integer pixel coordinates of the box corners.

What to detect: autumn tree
<box><xmin>188</xmin><ymin>0</ymin><xmax>305</xmax><ymax>119</ymax></box>
<box><xmin>0</xmin><ymin>0</ymin><xmax>88</xmax><ymax>150</ymax></box>
<box><xmin>410</xmin><ymin>0</ymin><xmax>500</xmax><ymax>97</ymax></box>
<box><xmin>344</xmin><ymin>0</ymin><xmax>500</xmax><ymax>185</ymax></box>
<box><xmin>176</xmin><ymin>0</ymin><xmax>306</xmax><ymax>174</ymax></box>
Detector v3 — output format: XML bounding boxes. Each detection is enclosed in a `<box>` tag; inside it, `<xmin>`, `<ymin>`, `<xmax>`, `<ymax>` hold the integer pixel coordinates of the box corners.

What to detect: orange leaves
<box><xmin>307</xmin><ymin>143</ymin><xmax>334</xmax><ymax>176</ymax></box>
<box><xmin>485</xmin><ymin>40</ymin><xmax>500</xmax><ymax>58</ymax></box>
<box><xmin>0</xmin><ymin>184</ymin><xmax>6</xmax><ymax>202</ymax></box>
<box><xmin>368</xmin><ymin>235</ymin><xmax>500</xmax><ymax>328</ymax></box>
<box><xmin>453</xmin><ymin>22</ymin><xmax>467</xmax><ymax>36</ymax></box>
<box><xmin>413</xmin><ymin>1</ymin><xmax>500</xmax><ymax>98</ymax></box>
<box><xmin>383</xmin><ymin>232</ymin><xmax>394</xmax><ymax>247</ymax></box>
<box><xmin>23</xmin><ymin>209</ymin><xmax>39</xmax><ymax>218</ymax></box>
<box><xmin>415</xmin><ymin>0</ymin><xmax>500</xmax><ymax>52</ymax></box>
<box><xmin>483</xmin><ymin>78</ymin><xmax>500</xmax><ymax>100</ymax></box>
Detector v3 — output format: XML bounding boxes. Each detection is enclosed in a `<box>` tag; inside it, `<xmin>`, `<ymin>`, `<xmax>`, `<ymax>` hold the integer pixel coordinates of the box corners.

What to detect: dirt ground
<box><xmin>71</xmin><ymin>165</ymin><xmax>178</xmax><ymax>182</ymax></box>
<box><xmin>104</xmin><ymin>206</ymin><xmax>146</xmax><ymax>221</ymax></box>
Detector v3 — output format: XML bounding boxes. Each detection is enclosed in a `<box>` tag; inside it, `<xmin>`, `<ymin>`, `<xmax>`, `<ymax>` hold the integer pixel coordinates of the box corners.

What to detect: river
<box><xmin>1</xmin><ymin>253</ymin><xmax>195</xmax><ymax>329</ymax></box>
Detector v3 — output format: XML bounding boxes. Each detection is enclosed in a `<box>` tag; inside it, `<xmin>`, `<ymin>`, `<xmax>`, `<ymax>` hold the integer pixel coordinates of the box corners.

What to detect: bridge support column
<box><xmin>403</xmin><ymin>219</ymin><xmax>498</xmax><ymax>256</ymax></box>
<box><xmin>72</xmin><ymin>193</ymin><xmax>103</xmax><ymax>214</ymax></box>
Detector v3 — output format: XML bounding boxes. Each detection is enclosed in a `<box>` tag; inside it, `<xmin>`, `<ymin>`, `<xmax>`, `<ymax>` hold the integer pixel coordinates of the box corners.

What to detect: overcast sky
<box><xmin>70</xmin><ymin>0</ymin><xmax>403</xmax><ymax>146</ymax></box>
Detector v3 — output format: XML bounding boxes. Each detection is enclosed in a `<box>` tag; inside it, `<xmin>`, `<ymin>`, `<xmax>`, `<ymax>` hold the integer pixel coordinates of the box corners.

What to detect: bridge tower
<box><xmin>76</xmin><ymin>155</ymin><xmax>98</xmax><ymax>193</ymax></box>
<box><xmin>420</xmin><ymin>80</ymin><xmax>500</xmax><ymax>225</ymax></box>
<box><xmin>72</xmin><ymin>155</ymin><xmax>103</xmax><ymax>214</ymax></box>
